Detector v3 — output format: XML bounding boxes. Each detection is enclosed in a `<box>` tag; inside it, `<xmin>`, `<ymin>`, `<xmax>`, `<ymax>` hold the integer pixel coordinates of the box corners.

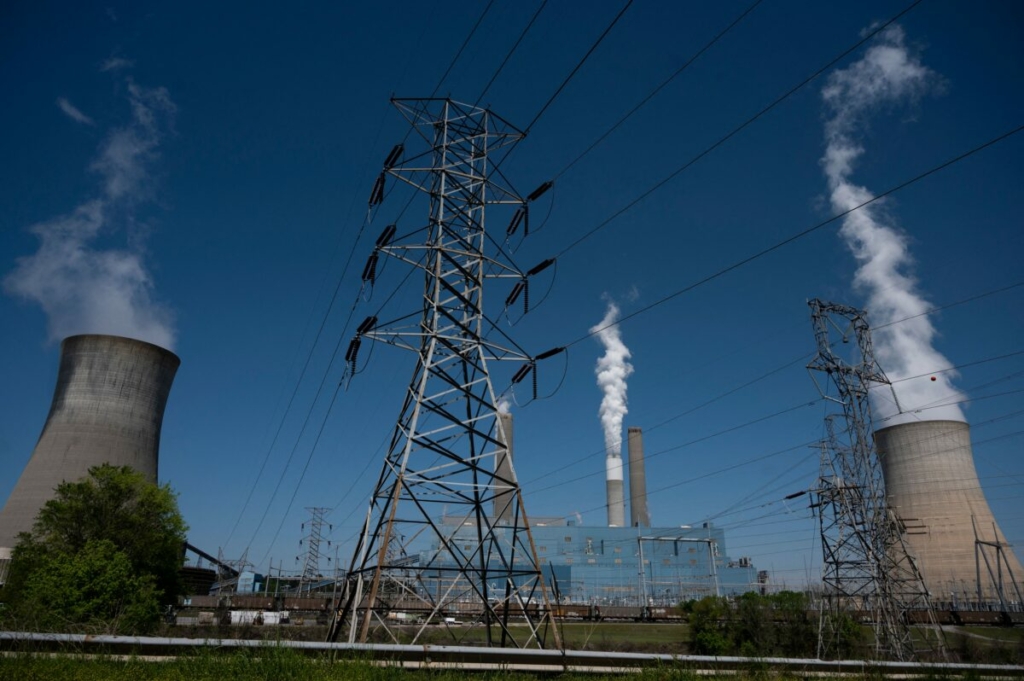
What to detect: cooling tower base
<box><xmin>875</xmin><ymin>420</ymin><xmax>1024</xmax><ymax>604</ymax></box>
<box><xmin>0</xmin><ymin>335</ymin><xmax>180</xmax><ymax>548</ymax></box>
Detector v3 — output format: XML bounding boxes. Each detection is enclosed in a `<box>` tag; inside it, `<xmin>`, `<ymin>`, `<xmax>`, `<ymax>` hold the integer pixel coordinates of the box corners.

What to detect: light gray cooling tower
<box><xmin>493</xmin><ymin>412</ymin><xmax>515</xmax><ymax>524</ymax></box>
<box><xmin>627</xmin><ymin>427</ymin><xmax>650</xmax><ymax>528</ymax></box>
<box><xmin>874</xmin><ymin>420</ymin><xmax>1023</xmax><ymax>602</ymax></box>
<box><xmin>0</xmin><ymin>334</ymin><xmax>180</xmax><ymax>549</ymax></box>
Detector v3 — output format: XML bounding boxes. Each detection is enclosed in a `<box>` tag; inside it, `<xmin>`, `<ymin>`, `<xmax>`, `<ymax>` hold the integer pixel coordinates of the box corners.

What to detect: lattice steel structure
<box><xmin>807</xmin><ymin>299</ymin><xmax>943</xmax><ymax>661</ymax></box>
<box><xmin>327</xmin><ymin>99</ymin><xmax>558</xmax><ymax>648</ymax></box>
<box><xmin>298</xmin><ymin>507</ymin><xmax>330</xmax><ymax>593</ymax></box>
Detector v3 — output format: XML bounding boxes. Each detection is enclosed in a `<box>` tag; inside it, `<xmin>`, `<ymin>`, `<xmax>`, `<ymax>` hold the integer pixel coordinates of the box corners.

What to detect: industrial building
<box><xmin>0</xmin><ymin>334</ymin><xmax>179</xmax><ymax>581</ymax></box>
<box><xmin>409</xmin><ymin>419</ymin><xmax>761</xmax><ymax>609</ymax></box>
<box><xmin>423</xmin><ymin>515</ymin><xmax>760</xmax><ymax>607</ymax></box>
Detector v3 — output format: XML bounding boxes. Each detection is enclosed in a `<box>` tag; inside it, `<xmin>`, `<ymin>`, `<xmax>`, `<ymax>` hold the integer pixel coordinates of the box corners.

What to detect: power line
<box><xmin>567</xmin><ymin>122</ymin><xmax>1024</xmax><ymax>348</ymax></box>
<box><xmin>529</xmin><ymin>399</ymin><xmax>821</xmax><ymax>498</ymax></box>
<box><xmin>473</xmin><ymin>0</ymin><xmax>548</xmax><ymax>109</ymax></box>
<box><xmin>873</xmin><ymin>281</ymin><xmax>1024</xmax><ymax>331</ymax></box>
<box><xmin>523</xmin><ymin>0</ymin><xmax>634</xmax><ymax>133</ymax></box>
<box><xmin>428</xmin><ymin>1</ymin><xmax>496</xmax><ymax>100</ymax></box>
<box><xmin>518</xmin><ymin>285</ymin><xmax>1024</xmax><ymax>492</ymax></box>
<box><xmin>552</xmin><ymin>0</ymin><xmax>925</xmax><ymax>259</ymax></box>
<box><xmin>237</xmin><ymin>9</ymin><xmax>506</xmax><ymax>562</ymax></box>
<box><xmin>554</xmin><ymin>0</ymin><xmax>764</xmax><ymax>180</ymax></box>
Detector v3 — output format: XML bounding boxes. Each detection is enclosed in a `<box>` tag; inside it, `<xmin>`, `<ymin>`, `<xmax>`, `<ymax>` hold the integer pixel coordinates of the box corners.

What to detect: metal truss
<box><xmin>807</xmin><ymin>299</ymin><xmax>944</xmax><ymax>661</ymax></box>
<box><xmin>298</xmin><ymin>507</ymin><xmax>330</xmax><ymax>594</ymax></box>
<box><xmin>328</xmin><ymin>99</ymin><xmax>559</xmax><ymax>648</ymax></box>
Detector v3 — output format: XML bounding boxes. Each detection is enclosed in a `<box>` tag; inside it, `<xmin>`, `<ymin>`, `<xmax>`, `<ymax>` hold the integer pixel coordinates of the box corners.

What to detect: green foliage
<box><xmin>819</xmin><ymin>610</ymin><xmax>867</xmax><ymax>660</ymax></box>
<box><xmin>687</xmin><ymin>595</ymin><xmax>731</xmax><ymax>655</ymax></box>
<box><xmin>684</xmin><ymin>591</ymin><xmax>819</xmax><ymax>658</ymax></box>
<box><xmin>0</xmin><ymin>464</ymin><xmax>187</xmax><ymax>634</ymax></box>
<box><xmin>12</xmin><ymin>539</ymin><xmax>161</xmax><ymax>633</ymax></box>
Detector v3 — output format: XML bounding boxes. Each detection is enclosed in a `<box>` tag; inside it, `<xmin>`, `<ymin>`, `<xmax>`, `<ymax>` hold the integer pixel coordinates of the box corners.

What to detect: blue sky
<box><xmin>1</xmin><ymin>1</ymin><xmax>1022</xmax><ymax>587</ymax></box>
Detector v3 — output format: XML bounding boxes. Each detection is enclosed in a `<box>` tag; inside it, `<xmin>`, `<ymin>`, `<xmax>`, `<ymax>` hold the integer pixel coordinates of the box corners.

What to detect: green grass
<box><xmin>0</xmin><ymin>651</ymin><xmax>711</xmax><ymax>681</ymax></box>
<box><xmin>961</xmin><ymin>626</ymin><xmax>1024</xmax><ymax>643</ymax></box>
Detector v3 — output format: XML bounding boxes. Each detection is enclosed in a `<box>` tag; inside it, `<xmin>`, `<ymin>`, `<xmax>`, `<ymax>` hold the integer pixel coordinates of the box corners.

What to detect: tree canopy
<box><xmin>1</xmin><ymin>464</ymin><xmax>187</xmax><ymax>634</ymax></box>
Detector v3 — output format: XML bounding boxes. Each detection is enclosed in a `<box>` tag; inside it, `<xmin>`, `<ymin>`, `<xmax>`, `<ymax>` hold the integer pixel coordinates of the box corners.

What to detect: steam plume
<box><xmin>591</xmin><ymin>300</ymin><xmax>632</xmax><ymax>525</ymax></box>
<box><xmin>592</xmin><ymin>300</ymin><xmax>633</xmax><ymax>457</ymax></box>
<box><xmin>821</xmin><ymin>25</ymin><xmax>964</xmax><ymax>424</ymax></box>
<box><xmin>5</xmin><ymin>79</ymin><xmax>177</xmax><ymax>350</ymax></box>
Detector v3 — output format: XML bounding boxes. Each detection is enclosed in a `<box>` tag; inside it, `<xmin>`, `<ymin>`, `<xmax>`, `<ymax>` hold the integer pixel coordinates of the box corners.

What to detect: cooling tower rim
<box><xmin>61</xmin><ymin>334</ymin><xmax>181</xmax><ymax>367</ymax></box>
<box><xmin>874</xmin><ymin>419</ymin><xmax>968</xmax><ymax>436</ymax></box>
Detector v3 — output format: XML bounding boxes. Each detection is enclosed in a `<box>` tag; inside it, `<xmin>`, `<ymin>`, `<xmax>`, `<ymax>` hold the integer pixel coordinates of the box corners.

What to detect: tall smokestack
<box><xmin>875</xmin><ymin>420</ymin><xmax>1023</xmax><ymax>601</ymax></box>
<box><xmin>627</xmin><ymin>427</ymin><xmax>650</xmax><ymax>528</ymax></box>
<box><xmin>0</xmin><ymin>334</ymin><xmax>180</xmax><ymax>548</ymax></box>
<box><xmin>591</xmin><ymin>301</ymin><xmax>632</xmax><ymax>528</ymax></box>
<box><xmin>606</xmin><ymin>462</ymin><xmax>625</xmax><ymax>528</ymax></box>
<box><xmin>493</xmin><ymin>411</ymin><xmax>515</xmax><ymax>524</ymax></box>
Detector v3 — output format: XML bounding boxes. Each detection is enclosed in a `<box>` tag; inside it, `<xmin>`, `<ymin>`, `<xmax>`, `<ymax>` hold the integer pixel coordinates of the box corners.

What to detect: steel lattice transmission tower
<box><xmin>298</xmin><ymin>507</ymin><xmax>330</xmax><ymax>594</ymax></box>
<box><xmin>807</xmin><ymin>299</ymin><xmax>944</xmax><ymax>661</ymax></box>
<box><xmin>327</xmin><ymin>99</ymin><xmax>559</xmax><ymax>648</ymax></box>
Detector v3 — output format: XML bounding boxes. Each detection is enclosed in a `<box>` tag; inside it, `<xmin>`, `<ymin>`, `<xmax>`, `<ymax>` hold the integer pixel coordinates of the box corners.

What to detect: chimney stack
<box><xmin>627</xmin><ymin>426</ymin><xmax>650</xmax><ymax>527</ymax></box>
<box><xmin>606</xmin><ymin>452</ymin><xmax>625</xmax><ymax>527</ymax></box>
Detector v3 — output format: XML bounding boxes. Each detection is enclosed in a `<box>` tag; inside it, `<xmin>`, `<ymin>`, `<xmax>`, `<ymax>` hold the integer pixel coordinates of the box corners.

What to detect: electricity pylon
<box><xmin>298</xmin><ymin>507</ymin><xmax>330</xmax><ymax>594</ymax></box>
<box><xmin>328</xmin><ymin>98</ymin><xmax>559</xmax><ymax>648</ymax></box>
<box><xmin>807</xmin><ymin>299</ymin><xmax>944</xmax><ymax>661</ymax></box>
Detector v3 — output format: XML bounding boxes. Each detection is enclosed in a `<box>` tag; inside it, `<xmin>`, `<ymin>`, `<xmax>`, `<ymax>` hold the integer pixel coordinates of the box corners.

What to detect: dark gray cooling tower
<box><xmin>0</xmin><ymin>335</ymin><xmax>180</xmax><ymax>549</ymax></box>
<box><xmin>493</xmin><ymin>412</ymin><xmax>515</xmax><ymax>524</ymax></box>
<box><xmin>627</xmin><ymin>427</ymin><xmax>650</xmax><ymax>528</ymax></box>
<box><xmin>875</xmin><ymin>420</ymin><xmax>1024</xmax><ymax>602</ymax></box>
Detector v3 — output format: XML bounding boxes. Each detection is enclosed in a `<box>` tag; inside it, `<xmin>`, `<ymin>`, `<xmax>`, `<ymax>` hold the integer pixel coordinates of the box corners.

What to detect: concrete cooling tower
<box><xmin>0</xmin><ymin>334</ymin><xmax>180</xmax><ymax>550</ymax></box>
<box><xmin>874</xmin><ymin>420</ymin><xmax>1023</xmax><ymax>603</ymax></box>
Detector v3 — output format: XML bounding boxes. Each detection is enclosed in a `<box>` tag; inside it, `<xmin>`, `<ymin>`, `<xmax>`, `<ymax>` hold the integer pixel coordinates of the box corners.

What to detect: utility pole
<box><xmin>327</xmin><ymin>98</ymin><xmax>560</xmax><ymax>648</ymax></box>
<box><xmin>807</xmin><ymin>299</ymin><xmax>944</xmax><ymax>661</ymax></box>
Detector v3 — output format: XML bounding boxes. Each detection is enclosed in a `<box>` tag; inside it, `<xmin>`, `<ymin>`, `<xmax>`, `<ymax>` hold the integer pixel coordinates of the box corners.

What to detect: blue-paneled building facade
<box><xmin>421</xmin><ymin>516</ymin><xmax>762</xmax><ymax>606</ymax></box>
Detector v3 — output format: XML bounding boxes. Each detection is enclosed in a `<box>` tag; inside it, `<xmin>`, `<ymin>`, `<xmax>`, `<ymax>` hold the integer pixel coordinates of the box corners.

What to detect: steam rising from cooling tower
<box><xmin>821</xmin><ymin>25</ymin><xmax>963</xmax><ymax>425</ymax></box>
<box><xmin>3</xmin><ymin>78</ymin><xmax>177</xmax><ymax>349</ymax></box>
<box><xmin>591</xmin><ymin>300</ymin><xmax>632</xmax><ymax>527</ymax></box>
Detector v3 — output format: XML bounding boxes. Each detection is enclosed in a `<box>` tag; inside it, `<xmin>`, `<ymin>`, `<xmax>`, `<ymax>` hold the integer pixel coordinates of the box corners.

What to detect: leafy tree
<box><xmin>13</xmin><ymin>539</ymin><xmax>162</xmax><ymax>633</ymax></box>
<box><xmin>687</xmin><ymin>596</ymin><xmax>731</xmax><ymax>655</ymax></box>
<box><xmin>1</xmin><ymin>464</ymin><xmax>187</xmax><ymax>634</ymax></box>
<box><xmin>769</xmin><ymin>590</ymin><xmax>816</xmax><ymax>657</ymax></box>
<box><xmin>733</xmin><ymin>592</ymin><xmax>772</xmax><ymax>657</ymax></box>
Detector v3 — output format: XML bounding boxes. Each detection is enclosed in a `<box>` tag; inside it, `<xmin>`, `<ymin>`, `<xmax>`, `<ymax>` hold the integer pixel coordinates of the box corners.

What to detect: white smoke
<box><xmin>4</xmin><ymin>78</ymin><xmax>177</xmax><ymax>350</ymax></box>
<box><xmin>822</xmin><ymin>25</ymin><xmax>964</xmax><ymax>424</ymax></box>
<box><xmin>496</xmin><ymin>397</ymin><xmax>511</xmax><ymax>415</ymax></box>
<box><xmin>591</xmin><ymin>300</ymin><xmax>634</xmax><ymax>460</ymax></box>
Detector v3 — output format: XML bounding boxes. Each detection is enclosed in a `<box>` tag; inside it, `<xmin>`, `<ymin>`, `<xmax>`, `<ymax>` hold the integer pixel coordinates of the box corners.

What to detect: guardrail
<box><xmin>2</xmin><ymin>631</ymin><xmax>1023</xmax><ymax>677</ymax></box>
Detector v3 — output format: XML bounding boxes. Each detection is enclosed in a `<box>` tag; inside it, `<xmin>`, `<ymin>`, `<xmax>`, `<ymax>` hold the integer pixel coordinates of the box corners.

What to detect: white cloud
<box><xmin>56</xmin><ymin>97</ymin><xmax>94</xmax><ymax>125</ymax></box>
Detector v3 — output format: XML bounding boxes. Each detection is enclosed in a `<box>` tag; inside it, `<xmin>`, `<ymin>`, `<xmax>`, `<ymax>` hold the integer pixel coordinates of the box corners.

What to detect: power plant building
<box><xmin>423</xmin><ymin>516</ymin><xmax>758</xmax><ymax>606</ymax></box>
<box><xmin>416</xmin><ymin>421</ymin><xmax>760</xmax><ymax>606</ymax></box>
<box><xmin>0</xmin><ymin>334</ymin><xmax>179</xmax><ymax>553</ymax></box>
